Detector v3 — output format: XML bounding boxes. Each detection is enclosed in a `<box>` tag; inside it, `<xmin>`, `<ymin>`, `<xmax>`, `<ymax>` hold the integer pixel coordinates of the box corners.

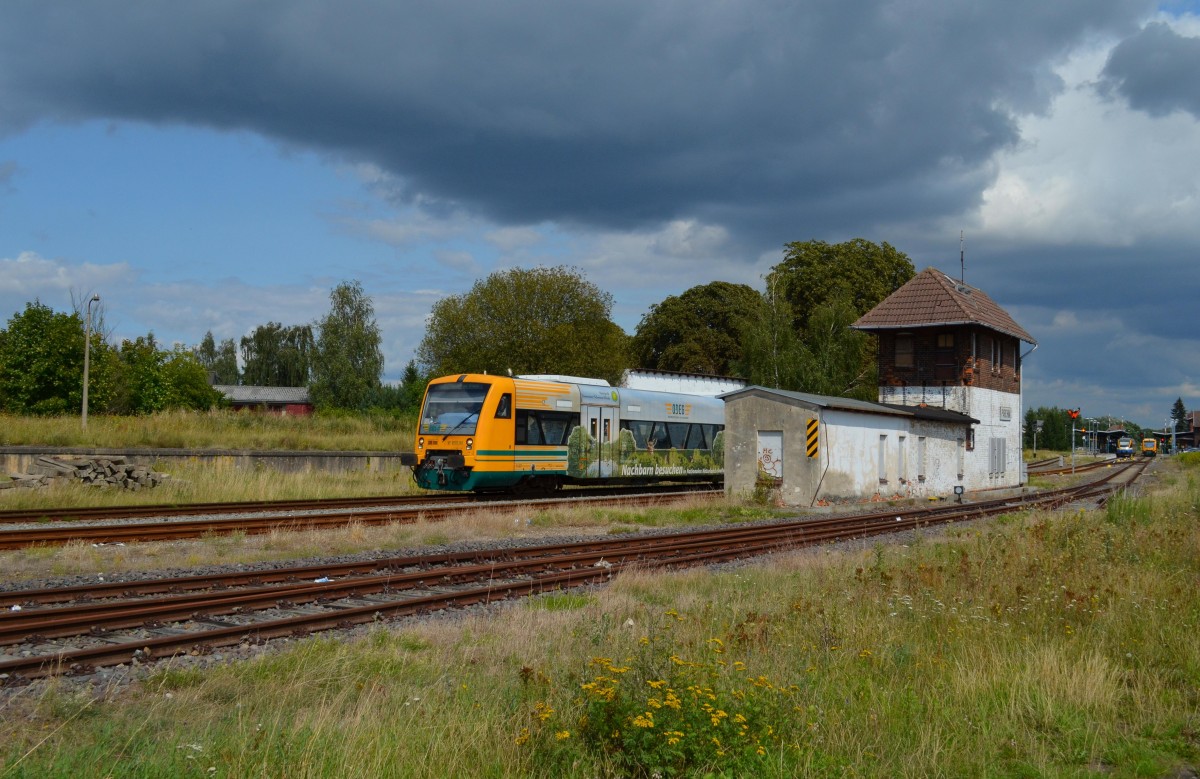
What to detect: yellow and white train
<box><xmin>400</xmin><ymin>373</ymin><xmax>725</xmax><ymax>492</ymax></box>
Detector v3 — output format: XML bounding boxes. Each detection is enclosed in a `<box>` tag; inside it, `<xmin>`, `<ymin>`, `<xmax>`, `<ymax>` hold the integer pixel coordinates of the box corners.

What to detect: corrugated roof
<box><xmin>720</xmin><ymin>386</ymin><xmax>975</xmax><ymax>424</ymax></box>
<box><xmin>214</xmin><ymin>385</ymin><xmax>311</xmax><ymax>404</ymax></box>
<box><xmin>851</xmin><ymin>267</ymin><xmax>1036</xmax><ymax>344</ymax></box>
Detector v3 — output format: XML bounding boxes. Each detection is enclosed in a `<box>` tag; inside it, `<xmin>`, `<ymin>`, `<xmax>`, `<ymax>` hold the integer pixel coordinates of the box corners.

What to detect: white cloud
<box><xmin>0</xmin><ymin>251</ymin><xmax>133</xmax><ymax>308</ymax></box>
<box><xmin>486</xmin><ymin>226</ymin><xmax>543</xmax><ymax>252</ymax></box>
<box><xmin>977</xmin><ymin>24</ymin><xmax>1200</xmax><ymax>248</ymax></box>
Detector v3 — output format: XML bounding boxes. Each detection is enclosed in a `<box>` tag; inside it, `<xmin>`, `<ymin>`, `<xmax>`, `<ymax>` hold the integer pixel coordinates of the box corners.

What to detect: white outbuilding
<box><xmin>722</xmin><ymin>387</ymin><xmax>977</xmax><ymax>506</ymax></box>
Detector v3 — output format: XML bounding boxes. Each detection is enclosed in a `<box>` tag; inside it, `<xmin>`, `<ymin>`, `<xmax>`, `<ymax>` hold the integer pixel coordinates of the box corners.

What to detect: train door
<box><xmin>583</xmin><ymin>405</ymin><xmax>617</xmax><ymax>477</ymax></box>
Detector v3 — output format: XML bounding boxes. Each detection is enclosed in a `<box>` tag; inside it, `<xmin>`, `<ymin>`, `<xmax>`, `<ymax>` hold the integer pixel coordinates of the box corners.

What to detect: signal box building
<box><xmin>722</xmin><ymin>267</ymin><xmax>1036</xmax><ymax>506</ymax></box>
<box><xmin>851</xmin><ymin>267</ymin><xmax>1037</xmax><ymax>490</ymax></box>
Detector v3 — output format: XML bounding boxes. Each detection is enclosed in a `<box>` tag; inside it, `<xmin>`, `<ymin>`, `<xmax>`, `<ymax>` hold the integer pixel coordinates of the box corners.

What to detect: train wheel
<box><xmin>512</xmin><ymin>476</ymin><xmax>563</xmax><ymax>496</ymax></box>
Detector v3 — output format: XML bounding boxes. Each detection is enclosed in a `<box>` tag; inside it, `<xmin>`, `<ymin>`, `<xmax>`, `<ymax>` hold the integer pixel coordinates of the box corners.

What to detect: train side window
<box><xmin>589</xmin><ymin>418</ymin><xmax>598</xmax><ymax>439</ymax></box>
<box><xmin>541</xmin><ymin>414</ymin><xmax>572</xmax><ymax>445</ymax></box>
<box><xmin>494</xmin><ymin>393</ymin><xmax>512</xmax><ymax>419</ymax></box>
<box><xmin>684</xmin><ymin>424</ymin><xmax>705</xmax><ymax>450</ymax></box>
<box><xmin>623</xmin><ymin>421</ymin><xmax>651</xmax><ymax>448</ymax></box>
<box><xmin>667</xmin><ymin>423</ymin><xmax>689</xmax><ymax>448</ymax></box>
<box><xmin>602</xmin><ymin>419</ymin><xmax>610</xmax><ymax>442</ymax></box>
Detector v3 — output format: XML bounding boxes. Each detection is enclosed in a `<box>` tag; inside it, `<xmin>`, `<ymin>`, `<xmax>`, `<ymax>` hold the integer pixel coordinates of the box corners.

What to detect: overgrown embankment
<box><xmin>1</xmin><ymin>456</ymin><xmax>1197</xmax><ymax>777</ymax></box>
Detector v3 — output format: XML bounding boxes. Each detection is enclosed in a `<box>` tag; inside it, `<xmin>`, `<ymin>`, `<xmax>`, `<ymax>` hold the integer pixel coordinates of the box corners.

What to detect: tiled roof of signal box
<box><xmin>851</xmin><ymin>267</ymin><xmax>1036</xmax><ymax>344</ymax></box>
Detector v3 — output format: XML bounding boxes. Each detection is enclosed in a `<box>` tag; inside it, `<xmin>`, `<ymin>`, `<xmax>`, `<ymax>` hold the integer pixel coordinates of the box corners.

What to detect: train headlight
<box><xmin>465</xmin><ymin>437</ymin><xmax>474</xmax><ymax>450</ymax></box>
<box><xmin>418</xmin><ymin>437</ymin><xmax>425</xmax><ymax>449</ymax></box>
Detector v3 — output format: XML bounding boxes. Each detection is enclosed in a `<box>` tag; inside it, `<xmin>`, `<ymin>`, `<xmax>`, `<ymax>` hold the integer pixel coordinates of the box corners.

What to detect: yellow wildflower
<box><xmin>632</xmin><ymin>712</ymin><xmax>655</xmax><ymax>728</ymax></box>
<box><xmin>555</xmin><ymin>731</ymin><xmax>571</xmax><ymax>740</ymax></box>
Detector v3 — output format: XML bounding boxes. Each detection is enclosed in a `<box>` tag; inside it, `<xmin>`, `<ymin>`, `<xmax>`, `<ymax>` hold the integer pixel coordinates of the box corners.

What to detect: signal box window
<box><xmin>937</xmin><ymin>333</ymin><xmax>954</xmax><ymax>349</ymax></box>
<box><xmin>895</xmin><ymin>334</ymin><xmax>914</xmax><ymax>369</ymax></box>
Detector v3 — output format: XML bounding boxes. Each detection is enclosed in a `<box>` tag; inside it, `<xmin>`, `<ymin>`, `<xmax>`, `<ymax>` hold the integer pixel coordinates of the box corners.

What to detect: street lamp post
<box><xmin>82</xmin><ymin>294</ymin><xmax>100</xmax><ymax>430</ymax></box>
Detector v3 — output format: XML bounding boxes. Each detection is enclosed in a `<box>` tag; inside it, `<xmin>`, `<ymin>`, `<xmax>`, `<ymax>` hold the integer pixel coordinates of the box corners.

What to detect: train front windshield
<box><xmin>420</xmin><ymin>382</ymin><xmax>490</xmax><ymax>436</ymax></box>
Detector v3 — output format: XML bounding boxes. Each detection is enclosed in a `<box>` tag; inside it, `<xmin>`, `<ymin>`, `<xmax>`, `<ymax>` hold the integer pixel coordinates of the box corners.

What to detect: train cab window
<box><xmin>494</xmin><ymin>393</ymin><xmax>512</xmax><ymax>419</ymax></box>
<box><xmin>419</xmin><ymin>381</ymin><xmax>490</xmax><ymax>436</ymax></box>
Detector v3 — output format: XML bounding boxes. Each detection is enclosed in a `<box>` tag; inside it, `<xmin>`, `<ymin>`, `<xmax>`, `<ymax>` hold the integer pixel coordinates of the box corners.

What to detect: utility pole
<box><xmin>82</xmin><ymin>294</ymin><xmax>100</xmax><ymax>430</ymax></box>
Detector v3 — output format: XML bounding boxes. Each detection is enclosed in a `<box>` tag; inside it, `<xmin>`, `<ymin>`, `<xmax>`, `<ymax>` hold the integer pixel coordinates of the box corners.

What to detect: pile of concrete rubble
<box><xmin>2</xmin><ymin>455</ymin><xmax>169</xmax><ymax>491</ymax></box>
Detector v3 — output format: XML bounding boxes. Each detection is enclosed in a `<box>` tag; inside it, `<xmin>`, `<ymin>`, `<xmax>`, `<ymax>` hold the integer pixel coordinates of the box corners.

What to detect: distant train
<box><xmin>400</xmin><ymin>373</ymin><xmax>725</xmax><ymax>492</ymax></box>
<box><xmin>1141</xmin><ymin>438</ymin><xmax>1158</xmax><ymax>457</ymax></box>
<box><xmin>1116</xmin><ymin>437</ymin><xmax>1135</xmax><ymax>460</ymax></box>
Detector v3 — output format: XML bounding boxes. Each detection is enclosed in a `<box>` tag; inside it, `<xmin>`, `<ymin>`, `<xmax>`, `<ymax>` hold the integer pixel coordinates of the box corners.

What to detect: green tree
<box><xmin>417</xmin><ymin>266</ymin><xmax>629</xmax><ymax>384</ymax></box>
<box><xmin>240</xmin><ymin>323</ymin><xmax>313</xmax><ymax>386</ymax></box>
<box><xmin>111</xmin><ymin>335</ymin><xmax>168</xmax><ymax>414</ymax></box>
<box><xmin>0</xmin><ymin>301</ymin><xmax>116</xmax><ymax>415</ymax></box>
<box><xmin>631</xmin><ymin>281</ymin><xmax>760</xmax><ymax>376</ymax></box>
<box><xmin>162</xmin><ymin>347</ymin><xmax>224</xmax><ymax>410</ymax></box>
<box><xmin>197</xmin><ymin>331</ymin><xmax>239</xmax><ymax>385</ymax></box>
<box><xmin>746</xmin><ymin>238</ymin><xmax>914</xmax><ymax>398</ymax></box>
<box><xmin>397</xmin><ymin>360</ymin><xmax>427</xmax><ymax>414</ymax></box>
<box><xmin>794</xmin><ymin>294</ymin><xmax>876</xmax><ymax>399</ymax></box>
<box><xmin>768</xmin><ymin>238</ymin><xmax>916</xmax><ymax>330</ymax></box>
<box><xmin>310</xmin><ymin>280</ymin><xmax>384</xmax><ymax>411</ymax></box>
<box><xmin>739</xmin><ymin>289</ymin><xmax>806</xmax><ymax>390</ymax></box>
<box><xmin>1171</xmin><ymin>397</ymin><xmax>1188</xmax><ymax>432</ymax></box>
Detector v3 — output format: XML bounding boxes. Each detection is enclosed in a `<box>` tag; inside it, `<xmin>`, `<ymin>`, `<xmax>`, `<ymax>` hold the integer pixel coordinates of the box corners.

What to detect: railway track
<box><xmin>0</xmin><ymin>493</ymin><xmax>474</xmax><ymax>524</ymax></box>
<box><xmin>0</xmin><ymin>460</ymin><xmax>1144</xmax><ymax>684</ymax></box>
<box><xmin>1026</xmin><ymin>457</ymin><xmax>1120</xmax><ymax>476</ymax></box>
<box><xmin>0</xmin><ymin>484</ymin><xmax>715</xmax><ymax>550</ymax></box>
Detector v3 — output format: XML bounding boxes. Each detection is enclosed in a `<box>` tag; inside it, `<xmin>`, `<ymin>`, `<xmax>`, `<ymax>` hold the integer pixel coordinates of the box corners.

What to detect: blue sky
<box><xmin>2</xmin><ymin>1</ymin><xmax>1199</xmax><ymax>428</ymax></box>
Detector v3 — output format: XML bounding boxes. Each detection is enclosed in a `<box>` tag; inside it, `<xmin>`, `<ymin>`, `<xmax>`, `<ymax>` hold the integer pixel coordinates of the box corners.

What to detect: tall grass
<box><xmin>1</xmin><ymin>460</ymin><xmax>1198</xmax><ymax>777</ymax></box>
<box><xmin>0</xmin><ymin>411</ymin><xmax>414</xmax><ymax>451</ymax></box>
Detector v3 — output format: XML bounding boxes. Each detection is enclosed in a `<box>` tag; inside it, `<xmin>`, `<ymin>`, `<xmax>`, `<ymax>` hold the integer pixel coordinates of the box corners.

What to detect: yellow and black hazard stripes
<box><xmin>806</xmin><ymin>418</ymin><xmax>819</xmax><ymax>458</ymax></box>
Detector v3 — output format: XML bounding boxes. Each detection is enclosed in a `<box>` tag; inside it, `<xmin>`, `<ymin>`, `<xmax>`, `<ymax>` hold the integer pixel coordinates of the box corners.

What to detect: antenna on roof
<box><xmin>959</xmin><ymin>230</ymin><xmax>965</xmax><ymax>283</ymax></box>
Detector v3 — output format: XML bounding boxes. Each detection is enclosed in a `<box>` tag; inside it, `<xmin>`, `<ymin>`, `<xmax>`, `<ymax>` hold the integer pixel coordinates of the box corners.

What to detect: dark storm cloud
<box><xmin>0</xmin><ymin>0</ymin><xmax>1152</xmax><ymax>243</ymax></box>
<box><xmin>1099</xmin><ymin>21</ymin><xmax>1200</xmax><ymax>118</ymax></box>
